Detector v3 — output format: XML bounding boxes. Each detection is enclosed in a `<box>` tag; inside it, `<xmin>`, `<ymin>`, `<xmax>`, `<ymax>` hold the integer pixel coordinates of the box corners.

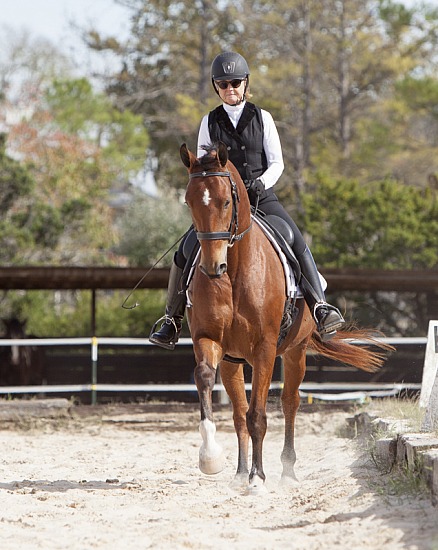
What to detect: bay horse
<box><xmin>181</xmin><ymin>142</ymin><xmax>391</xmax><ymax>494</ymax></box>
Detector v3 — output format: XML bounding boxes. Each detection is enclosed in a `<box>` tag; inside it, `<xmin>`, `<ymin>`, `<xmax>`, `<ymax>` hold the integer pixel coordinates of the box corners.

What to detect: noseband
<box><xmin>188</xmin><ymin>170</ymin><xmax>252</xmax><ymax>245</ymax></box>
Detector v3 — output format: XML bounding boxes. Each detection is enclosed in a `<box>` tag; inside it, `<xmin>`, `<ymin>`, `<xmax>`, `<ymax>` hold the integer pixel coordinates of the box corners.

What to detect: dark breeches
<box><xmin>255</xmin><ymin>192</ymin><xmax>306</xmax><ymax>255</ymax></box>
<box><xmin>175</xmin><ymin>227</ymin><xmax>195</xmax><ymax>268</ymax></box>
<box><xmin>174</xmin><ymin>190</ymin><xmax>306</xmax><ymax>267</ymax></box>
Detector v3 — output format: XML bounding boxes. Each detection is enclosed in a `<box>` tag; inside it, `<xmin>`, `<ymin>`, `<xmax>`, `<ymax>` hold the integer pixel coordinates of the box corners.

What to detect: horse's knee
<box><xmin>194</xmin><ymin>362</ymin><xmax>216</xmax><ymax>391</ymax></box>
<box><xmin>246</xmin><ymin>408</ymin><xmax>267</xmax><ymax>439</ymax></box>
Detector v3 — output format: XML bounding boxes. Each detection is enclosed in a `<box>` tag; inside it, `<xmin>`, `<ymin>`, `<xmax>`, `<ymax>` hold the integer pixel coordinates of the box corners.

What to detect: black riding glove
<box><xmin>247</xmin><ymin>178</ymin><xmax>265</xmax><ymax>201</ymax></box>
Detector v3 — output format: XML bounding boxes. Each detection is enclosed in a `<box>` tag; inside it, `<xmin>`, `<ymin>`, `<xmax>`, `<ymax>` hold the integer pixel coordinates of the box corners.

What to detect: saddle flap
<box><xmin>255</xmin><ymin>214</ymin><xmax>301</xmax><ymax>281</ymax></box>
<box><xmin>263</xmin><ymin>215</ymin><xmax>294</xmax><ymax>247</ymax></box>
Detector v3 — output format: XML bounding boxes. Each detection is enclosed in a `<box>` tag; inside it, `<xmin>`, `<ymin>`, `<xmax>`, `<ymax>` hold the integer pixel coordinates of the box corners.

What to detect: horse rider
<box><xmin>149</xmin><ymin>51</ymin><xmax>345</xmax><ymax>349</ymax></box>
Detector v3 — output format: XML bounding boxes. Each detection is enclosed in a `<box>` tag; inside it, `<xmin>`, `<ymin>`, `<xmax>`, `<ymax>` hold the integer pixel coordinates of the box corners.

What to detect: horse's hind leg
<box><xmin>280</xmin><ymin>344</ymin><xmax>307</xmax><ymax>484</ymax></box>
<box><xmin>220</xmin><ymin>361</ymin><xmax>249</xmax><ymax>486</ymax></box>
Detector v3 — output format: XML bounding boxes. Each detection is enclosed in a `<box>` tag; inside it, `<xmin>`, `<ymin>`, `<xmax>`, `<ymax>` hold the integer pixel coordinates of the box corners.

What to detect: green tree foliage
<box><xmin>116</xmin><ymin>191</ymin><xmax>191</xmax><ymax>267</ymax></box>
<box><xmin>299</xmin><ymin>174</ymin><xmax>438</xmax><ymax>335</ymax></box>
<box><xmin>86</xmin><ymin>0</ymin><xmax>438</xmax><ymax>199</ymax></box>
<box><xmin>300</xmin><ymin>174</ymin><xmax>438</xmax><ymax>269</ymax></box>
<box><xmin>1</xmin><ymin>289</ymin><xmax>166</xmax><ymax>337</ymax></box>
<box><xmin>85</xmin><ymin>0</ymin><xmax>242</xmax><ymax>190</ymax></box>
<box><xmin>0</xmin><ymin>133</ymin><xmax>64</xmax><ymax>264</ymax></box>
<box><xmin>3</xmin><ymin>73</ymin><xmax>150</xmax><ymax>264</ymax></box>
<box><xmin>0</xmin><ymin>133</ymin><xmax>33</xmax><ymax>214</ymax></box>
<box><xmin>44</xmin><ymin>78</ymin><xmax>149</xmax><ymax>178</ymax></box>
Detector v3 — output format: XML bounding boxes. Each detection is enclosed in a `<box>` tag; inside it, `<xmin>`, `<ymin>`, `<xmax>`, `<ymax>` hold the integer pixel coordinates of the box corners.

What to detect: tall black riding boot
<box><xmin>149</xmin><ymin>262</ymin><xmax>186</xmax><ymax>350</ymax></box>
<box><xmin>297</xmin><ymin>246</ymin><xmax>345</xmax><ymax>341</ymax></box>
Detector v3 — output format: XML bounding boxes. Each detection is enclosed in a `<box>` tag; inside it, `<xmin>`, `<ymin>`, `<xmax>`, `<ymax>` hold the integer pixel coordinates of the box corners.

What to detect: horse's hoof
<box><xmin>229</xmin><ymin>473</ymin><xmax>248</xmax><ymax>490</ymax></box>
<box><xmin>199</xmin><ymin>452</ymin><xmax>225</xmax><ymax>475</ymax></box>
<box><xmin>279</xmin><ymin>473</ymin><xmax>299</xmax><ymax>489</ymax></box>
<box><xmin>244</xmin><ymin>476</ymin><xmax>268</xmax><ymax>496</ymax></box>
<box><xmin>198</xmin><ymin>419</ymin><xmax>225</xmax><ymax>475</ymax></box>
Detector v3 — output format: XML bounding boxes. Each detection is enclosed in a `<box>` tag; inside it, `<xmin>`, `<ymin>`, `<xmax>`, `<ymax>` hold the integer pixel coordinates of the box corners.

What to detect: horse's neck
<box><xmin>227</xmin><ymin>209</ymin><xmax>257</xmax><ymax>277</ymax></box>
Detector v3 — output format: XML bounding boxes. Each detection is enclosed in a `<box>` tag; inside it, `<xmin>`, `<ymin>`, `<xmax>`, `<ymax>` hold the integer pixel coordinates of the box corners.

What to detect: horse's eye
<box><xmin>224</xmin><ymin>199</ymin><xmax>231</xmax><ymax>209</ymax></box>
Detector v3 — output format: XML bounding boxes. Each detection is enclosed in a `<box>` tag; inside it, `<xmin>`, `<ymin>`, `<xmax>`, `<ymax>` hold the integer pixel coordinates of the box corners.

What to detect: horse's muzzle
<box><xmin>199</xmin><ymin>263</ymin><xmax>227</xmax><ymax>278</ymax></box>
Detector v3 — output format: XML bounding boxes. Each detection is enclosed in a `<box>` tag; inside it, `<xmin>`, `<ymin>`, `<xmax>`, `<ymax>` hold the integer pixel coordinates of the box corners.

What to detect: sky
<box><xmin>0</xmin><ymin>1</ymin><xmax>161</xmax><ymax>195</ymax></box>
<box><xmin>0</xmin><ymin>0</ymin><xmax>421</xmax><ymax>46</ymax></box>
<box><xmin>0</xmin><ymin>0</ymin><xmax>421</xmax><ymax>67</ymax></box>
<box><xmin>0</xmin><ymin>0</ymin><xmax>130</xmax><ymax>69</ymax></box>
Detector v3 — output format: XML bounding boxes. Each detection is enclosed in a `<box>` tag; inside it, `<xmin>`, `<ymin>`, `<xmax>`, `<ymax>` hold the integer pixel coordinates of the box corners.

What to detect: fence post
<box><xmin>420</xmin><ymin>321</ymin><xmax>438</xmax><ymax>431</ymax></box>
<box><xmin>420</xmin><ymin>321</ymin><xmax>438</xmax><ymax>408</ymax></box>
<box><xmin>91</xmin><ymin>336</ymin><xmax>98</xmax><ymax>405</ymax></box>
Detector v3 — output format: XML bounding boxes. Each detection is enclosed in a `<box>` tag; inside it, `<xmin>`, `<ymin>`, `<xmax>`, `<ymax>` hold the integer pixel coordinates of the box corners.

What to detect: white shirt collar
<box><xmin>222</xmin><ymin>101</ymin><xmax>246</xmax><ymax>128</ymax></box>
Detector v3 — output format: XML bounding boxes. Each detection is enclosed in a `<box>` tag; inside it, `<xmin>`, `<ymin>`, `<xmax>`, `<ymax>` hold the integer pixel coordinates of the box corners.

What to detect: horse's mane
<box><xmin>199</xmin><ymin>143</ymin><xmax>223</xmax><ymax>170</ymax></box>
<box><xmin>199</xmin><ymin>143</ymin><xmax>243</xmax><ymax>187</ymax></box>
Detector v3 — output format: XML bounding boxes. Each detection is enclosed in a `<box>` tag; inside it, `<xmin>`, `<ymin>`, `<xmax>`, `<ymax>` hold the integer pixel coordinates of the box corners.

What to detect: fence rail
<box><xmin>0</xmin><ymin>337</ymin><xmax>426</xmax><ymax>404</ymax></box>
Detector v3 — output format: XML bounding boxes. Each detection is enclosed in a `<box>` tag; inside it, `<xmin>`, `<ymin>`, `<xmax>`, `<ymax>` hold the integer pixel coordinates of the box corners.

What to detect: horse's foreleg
<box><xmin>220</xmin><ymin>361</ymin><xmax>249</xmax><ymax>485</ymax></box>
<box><xmin>280</xmin><ymin>345</ymin><xmax>307</xmax><ymax>485</ymax></box>
<box><xmin>194</xmin><ymin>340</ymin><xmax>225</xmax><ymax>475</ymax></box>
<box><xmin>246</xmin><ymin>357</ymin><xmax>276</xmax><ymax>494</ymax></box>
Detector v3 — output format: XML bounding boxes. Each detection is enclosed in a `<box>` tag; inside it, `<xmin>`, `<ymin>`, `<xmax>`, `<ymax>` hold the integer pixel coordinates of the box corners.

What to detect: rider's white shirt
<box><xmin>197</xmin><ymin>101</ymin><xmax>284</xmax><ymax>190</ymax></box>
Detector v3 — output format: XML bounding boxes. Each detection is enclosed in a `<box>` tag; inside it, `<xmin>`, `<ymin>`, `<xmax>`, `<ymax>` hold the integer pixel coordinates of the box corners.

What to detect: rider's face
<box><xmin>215</xmin><ymin>79</ymin><xmax>246</xmax><ymax>106</ymax></box>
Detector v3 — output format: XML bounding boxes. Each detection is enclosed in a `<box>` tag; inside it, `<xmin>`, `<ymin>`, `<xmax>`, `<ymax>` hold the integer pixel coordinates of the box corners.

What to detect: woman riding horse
<box><xmin>176</xmin><ymin>141</ymin><xmax>390</xmax><ymax>491</ymax></box>
<box><xmin>150</xmin><ymin>51</ymin><xmax>344</xmax><ymax>349</ymax></box>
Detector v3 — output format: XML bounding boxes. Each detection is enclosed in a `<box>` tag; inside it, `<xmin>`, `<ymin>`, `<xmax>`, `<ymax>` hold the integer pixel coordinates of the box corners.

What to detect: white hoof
<box><xmin>199</xmin><ymin>419</ymin><xmax>225</xmax><ymax>475</ymax></box>
<box><xmin>199</xmin><ymin>451</ymin><xmax>225</xmax><ymax>475</ymax></box>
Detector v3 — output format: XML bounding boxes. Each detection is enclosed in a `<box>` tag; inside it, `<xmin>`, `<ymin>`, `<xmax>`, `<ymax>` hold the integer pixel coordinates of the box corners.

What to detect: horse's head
<box><xmin>181</xmin><ymin>142</ymin><xmax>250</xmax><ymax>279</ymax></box>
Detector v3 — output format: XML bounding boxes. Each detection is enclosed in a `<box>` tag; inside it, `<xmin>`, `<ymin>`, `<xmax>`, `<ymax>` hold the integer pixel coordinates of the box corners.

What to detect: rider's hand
<box><xmin>248</xmin><ymin>178</ymin><xmax>264</xmax><ymax>199</ymax></box>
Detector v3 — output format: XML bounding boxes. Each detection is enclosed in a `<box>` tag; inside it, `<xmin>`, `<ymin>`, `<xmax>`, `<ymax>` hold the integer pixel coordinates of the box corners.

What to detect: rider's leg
<box><xmin>296</xmin><ymin>245</ymin><xmax>345</xmax><ymax>339</ymax></box>
<box><xmin>149</xmin><ymin>248</ymin><xmax>187</xmax><ymax>351</ymax></box>
<box><xmin>256</xmin><ymin>193</ymin><xmax>345</xmax><ymax>340</ymax></box>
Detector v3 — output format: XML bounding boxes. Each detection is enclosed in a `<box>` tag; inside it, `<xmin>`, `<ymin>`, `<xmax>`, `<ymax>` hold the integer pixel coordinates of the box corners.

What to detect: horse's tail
<box><xmin>309</xmin><ymin>326</ymin><xmax>395</xmax><ymax>373</ymax></box>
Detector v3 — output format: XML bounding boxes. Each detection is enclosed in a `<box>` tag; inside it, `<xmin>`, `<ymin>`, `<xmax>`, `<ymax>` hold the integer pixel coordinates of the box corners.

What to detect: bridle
<box><xmin>188</xmin><ymin>170</ymin><xmax>253</xmax><ymax>246</ymax></box>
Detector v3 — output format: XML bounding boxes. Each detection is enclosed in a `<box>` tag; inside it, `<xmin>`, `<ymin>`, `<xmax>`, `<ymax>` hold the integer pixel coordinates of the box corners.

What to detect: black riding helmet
<box><xmin>211</xmin><ymin>52</ymin><xmax>250</xmax><ymax>104</ymax></box>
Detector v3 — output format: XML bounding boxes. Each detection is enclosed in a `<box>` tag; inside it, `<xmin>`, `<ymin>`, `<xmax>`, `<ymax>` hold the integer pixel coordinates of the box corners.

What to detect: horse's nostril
<box><xmin>218</xmin><ymin>263</ymin><xmax>227</xmax><ymax>275</ymax></box>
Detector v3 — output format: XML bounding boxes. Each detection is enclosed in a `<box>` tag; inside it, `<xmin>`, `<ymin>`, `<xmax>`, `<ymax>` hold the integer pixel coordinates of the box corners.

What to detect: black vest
<box><xmin>207</xmin><ymin>102</ymin><xmax>268</xmax><ymax>184</ymax></box>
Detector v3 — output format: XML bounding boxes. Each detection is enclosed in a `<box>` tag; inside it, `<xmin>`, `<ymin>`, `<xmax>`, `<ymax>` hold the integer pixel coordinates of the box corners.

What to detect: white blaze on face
<box><xmin>202</xmin><ymin>188</ymin><xmax>211</xmax><ymax>206</ymax></box>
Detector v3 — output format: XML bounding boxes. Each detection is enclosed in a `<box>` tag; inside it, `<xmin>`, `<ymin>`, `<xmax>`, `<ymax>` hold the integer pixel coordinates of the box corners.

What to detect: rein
<box><xmin>188</xmin><ymin>170</ymin><xmax>253</xmax><ymax>245</ymax></box>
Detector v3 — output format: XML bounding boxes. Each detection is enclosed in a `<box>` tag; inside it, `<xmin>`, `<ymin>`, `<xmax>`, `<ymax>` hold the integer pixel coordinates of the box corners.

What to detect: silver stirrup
<box><xmin>150</xmin><ymin>315</ymin><xmax>178</xmax><ymax>334</ymax></box>
<box><xmin>313</xmin><ymin>303</ymin><xmax>345</xmax><ymax>334</ymax></box>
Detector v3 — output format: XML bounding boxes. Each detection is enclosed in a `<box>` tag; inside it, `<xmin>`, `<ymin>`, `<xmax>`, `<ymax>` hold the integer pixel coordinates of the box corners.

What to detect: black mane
<box><xmin>199</xmin><ymin>143</ymin><xmax>222</xmax><ymax>170</ymax></box>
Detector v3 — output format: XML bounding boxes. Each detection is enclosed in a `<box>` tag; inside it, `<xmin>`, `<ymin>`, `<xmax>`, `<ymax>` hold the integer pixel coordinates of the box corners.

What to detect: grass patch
<box><xmin>349</xmin><ymin>397</ymin><xmax>438</xmax><ymax>502</ymax></box>
<box><xmin>369</xmin><ymin>456</ymin><xmax>430</xmax><ymax>502</ymax></box>
<box><xmin>367</xmin><ymin>396</ymin><xmax>427</xmax><ymax>434</ymax></box>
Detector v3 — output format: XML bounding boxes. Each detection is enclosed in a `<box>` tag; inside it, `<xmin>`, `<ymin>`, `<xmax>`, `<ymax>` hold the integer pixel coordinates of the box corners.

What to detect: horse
<box><xmin>180</xmin><ymin>142</ymin><xmax>392</xmax><ymax>494</ymax></box>
<box><xmin>0</xmin><ymin>318</ymin><xmax>44</xmax><ymax>387</ymax></box>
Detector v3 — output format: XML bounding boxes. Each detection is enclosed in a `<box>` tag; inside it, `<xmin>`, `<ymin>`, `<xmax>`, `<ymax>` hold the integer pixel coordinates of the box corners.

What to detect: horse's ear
<box><xmin>180</xmin><ymin>143</ymin><xmax>192</xmax><ymax>168</ymax></box>
<box><xmin>217</xmin><ymin>141</ymin><xmax>228</xmax><ymax>167</ymax></box>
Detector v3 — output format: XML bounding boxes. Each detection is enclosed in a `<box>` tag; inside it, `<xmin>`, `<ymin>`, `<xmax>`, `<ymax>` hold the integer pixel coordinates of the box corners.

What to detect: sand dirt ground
<box><xmin>0</xmin><ymin>402</ymin><xmax>437</xmax><ymax>549</ymax></box>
